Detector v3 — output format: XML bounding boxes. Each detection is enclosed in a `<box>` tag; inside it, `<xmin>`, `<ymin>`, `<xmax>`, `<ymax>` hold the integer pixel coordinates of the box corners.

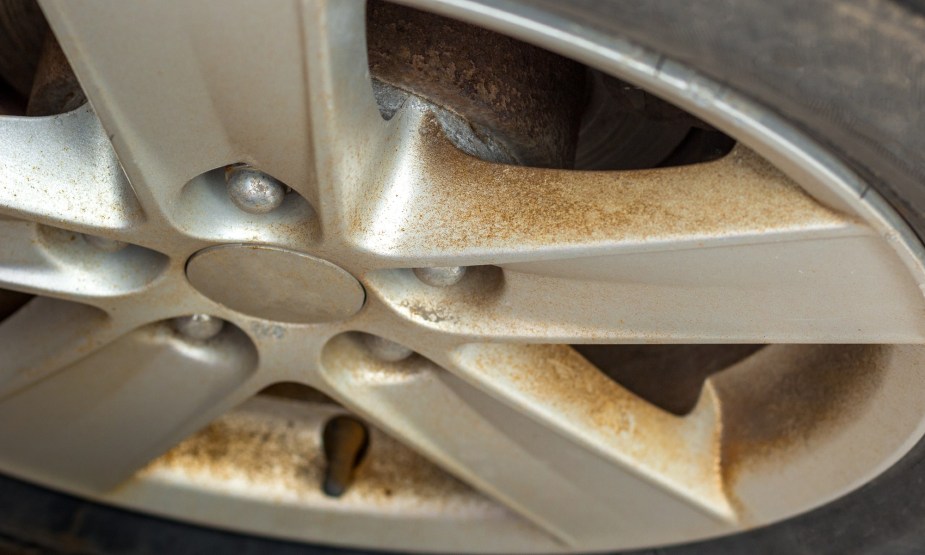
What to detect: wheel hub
<box><xmin>185</xmin><ymin>245</ymin><xmax>365</xmax><ymax>324</ymax></box>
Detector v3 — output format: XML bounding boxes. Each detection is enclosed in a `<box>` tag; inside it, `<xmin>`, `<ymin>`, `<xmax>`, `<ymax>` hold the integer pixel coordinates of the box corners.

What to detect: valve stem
<box><xmin>322</xmin><ymin>415</ymin><xmax>369</xmax><ymax>497</ymax></box>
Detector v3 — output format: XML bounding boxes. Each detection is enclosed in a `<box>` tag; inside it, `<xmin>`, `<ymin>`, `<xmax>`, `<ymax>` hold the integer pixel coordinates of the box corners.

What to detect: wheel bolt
<box><xmin>174</xmin><ymin>314</ymin><xmax>224</xmax><ymax>341</ymax></box>
<box><xmin>226</xmin><ymin>166</ymin><xmax>286</xmax><ymax>214</ymax></box>
<box><xmin>83</xmin><ymin>234</ymin><xmax>128</xmax><ymax>252</ymax></box>
<box><xmin>363</xmin><ymin>334</ymin><xmax>413</xmax><ymax>362</ymax></box>
<box><xmin>413</xmin><ymin>266</ymin><xmax>466</xmax><ymax>287</ymax></box>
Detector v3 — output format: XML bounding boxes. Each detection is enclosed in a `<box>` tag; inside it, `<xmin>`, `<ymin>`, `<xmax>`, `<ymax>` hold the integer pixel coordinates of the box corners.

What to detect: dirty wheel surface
<box><xmin>2</xmin><ymin>1</ymin><xmax>925</xmax><ymax>554</ymax></box>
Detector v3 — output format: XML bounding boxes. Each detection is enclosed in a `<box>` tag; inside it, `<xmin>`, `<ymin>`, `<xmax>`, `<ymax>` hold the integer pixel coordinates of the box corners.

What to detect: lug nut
<box><xmin>363</xmin><ymin>334</ymin><xmax>413</xmax><ymax>362</ymax></box>
<box><xmin>83</xmin><ymin>234</ymin><xmax>128</xmax><ymax>252</ymax></box>
<box><xmin>174</xmin><ymin>314</ymin><xmax>224</xmax><ymax>341</ymax></box>
<box><xmin>226</xmin><ymin>166</ymin><xmax>286</xmax><ymax>214</ymax></box>
<box><xmin>413</xmin><ymin>266</ymin><xmax>466</xmax><ymax>287</ymax></box>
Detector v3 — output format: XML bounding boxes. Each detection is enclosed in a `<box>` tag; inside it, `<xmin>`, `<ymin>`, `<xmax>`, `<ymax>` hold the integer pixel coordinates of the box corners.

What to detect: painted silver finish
<box><xmin>226</xmin><ymin>166</ymin><xmax>286</xmax><ymax>215</ymax></box>
<box><xmin>413</xmin><ymin>266</ymin><xmax>467</xmax><ymax>287</ymax></box>
<box><xmin>173</xmin><ymin>314</ymin><xmax>224</xmax><ymax>341</ymax></box>
<box><xmin>0</xmin><ymin>105</ymin><xmax>141</xmax><ymax>235</ymax></box>
<box><xmin>185</xmin><ymin>245</ymin><xmax>365</xmax><ymax>324</ymax></box>
<box><xmin>83</xmin><ymin>234</ymin><xmax>128</xmax><ymax>253</ymax></box>
<box><xmin>0</xmin><ymin>0</ymin><xmax>919</xmax><ymax>552</ymax></box>
<box><xmin>362</xmin><ymin>333</ymin><xmax>414</xmax><ymax>362</ymax></box>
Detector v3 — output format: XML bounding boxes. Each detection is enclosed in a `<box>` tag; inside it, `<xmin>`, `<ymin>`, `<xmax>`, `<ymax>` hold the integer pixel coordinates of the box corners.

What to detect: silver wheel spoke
<box><xmin>355</xmin><ymin>113</ymin><xmax>853</xmax><ymax>264</ymax></box>
<box><xmin>253</xmin><ymin>329</ymin><xmax>329</xmax><ymax>384</ymax></box>
<box><xmin>0</xmin><ymin>322</ymin><xmax>259</xmax><ymax>491</ymax></box>
<box><xmin>0</xmin><ymin>107</ymin><xmax>142</xmax><ymax>237</ymax></box>
<box><xmin>491</xmin><ymin>234</ymin><xmax>925</xmax><ymax>343</ymax></box>
<box><xmin>711</xmin><ymin>343</ymin><xmax>925</xmax><ymax>523</ymax></box>
<box><xmin>0</xmin><ymin>297</ymin><xmax>121</xmax><ymax>398</ymax></box>
<box><xmin>0</xmin><ymin>218</ymin><xmax>169</xmax><ymax>306</ymax></box>
<box><xmin>359</xmin><ymin>114</ymin><xmax>925</xmax><ymax>342</ymax></box>
<box><xmin>298</xmin><ymin>0</ymin><xmax>391</xmax><ymax>236</ymax></box>
<box><xmin>42</xmin><ymin>0</ymin><xmax>385</xmax><ymax>235</ymax></box>
<box><xmin>369</xmin><ymin>230</ymin><xmax>925</xmax><ymax>343</ymax></box>
<box><xmin>318</xmin><ymin>335</ymin><xmax>735</xmax><ymax>549</ymax></box>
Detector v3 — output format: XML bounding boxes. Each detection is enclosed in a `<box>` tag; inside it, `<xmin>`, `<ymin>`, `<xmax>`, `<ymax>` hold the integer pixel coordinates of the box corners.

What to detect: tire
<box><xmin>2</xmin><ymin>1</ymin><xmax>925</xmax><ymax>554</ymax></box>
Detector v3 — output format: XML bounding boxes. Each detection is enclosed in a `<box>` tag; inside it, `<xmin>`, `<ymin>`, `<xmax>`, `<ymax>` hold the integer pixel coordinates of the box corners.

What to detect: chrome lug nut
<box><xmin>226</xmin><ymin>166</ymin><xmax>286</xmax><ymax>214</ymax></box>
<box><xmin>83</xmin><ymin>234</ymin><xmax>128</xmax><ymax>252</ymax></box>
<box><xmin>363</xmin><ymin>334</ymin><xmax>413</xmax><ymax>362</ymax></box>
<box><xmin>174</xmin><ymin>314</ymin><xmax>224</xmax><ymax>341</ymax></box>
<box><xmin>413</xmin><ymin>266</ymin><xmax>466</xmax><ymax>287</ymax></box>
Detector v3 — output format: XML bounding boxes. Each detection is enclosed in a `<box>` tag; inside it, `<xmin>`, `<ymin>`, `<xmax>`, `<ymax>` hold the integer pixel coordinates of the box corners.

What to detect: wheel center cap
<box><xmin>186</xmin><ymin>245</ymin><xmax>365</xmax><ymax>324</ymax></box>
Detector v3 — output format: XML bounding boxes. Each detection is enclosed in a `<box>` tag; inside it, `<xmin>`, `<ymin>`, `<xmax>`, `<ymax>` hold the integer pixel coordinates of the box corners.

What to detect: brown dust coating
<box><xmin>0</xmin><ymin>107</ymin><xmax>144</xmax><ymax>234</ymax></box>
<box><xmin>715</xmin><ymin>344</ymin><xmax>888</xmax><ymax>489</ymax></box>
<box><xmin>459</xmin><ymin>343</ymin><xmax>733</xmax><ymax>515</ymax></box>
<box><xmin>360</xmin><ymin>118</ymin><xmax>852</xmax><ymax>257</ymax></box>
<box><xmin>143</xmin><ymin>397</ymin><xmax>494</xmax><ymax>513</ymax></box>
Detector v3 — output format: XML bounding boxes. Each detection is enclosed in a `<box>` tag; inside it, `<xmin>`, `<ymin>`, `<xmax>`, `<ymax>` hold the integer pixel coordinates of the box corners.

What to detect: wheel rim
<box><xmin>0</xmin><ymin>1</ymin><xmax>924</xmax><ymax>552</ymax></box>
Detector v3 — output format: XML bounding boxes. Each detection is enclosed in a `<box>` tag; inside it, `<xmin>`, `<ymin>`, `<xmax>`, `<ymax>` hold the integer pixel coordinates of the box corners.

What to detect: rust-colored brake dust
<box><xmin>352</xmin><ymin>113</ymin><xmax>852</xmax><ymax>256</ymax></box>
<box><xmin>137</xmin><ymin>344</ymin><xmax>887</xmax><ymax>519</ymax></box>
<box><xmin>458</xmin><ymin>343</ymin><xmax>732</xmax><ymax>514</ymax></box>
<box><xmin>352</xmin><ymin>2</ymin><xmax>878</xmax><ymax>520</ymax></box>
<box><xmin>453</xmin><ymin>342</ymin><xmax>893</xmax><ymax>519</ymax></box>
<box><xmin>715</xmin><ymin>344</ymin><xmax>887</xmax><ymax>488</ymax></box>
<box><xmin>8</xmin><ymin>0</ymin><xmax>880</xmax><ymax>527</ymax></box>
<box><xmin>141</xmin><ymin>395</ymin><xmax>497</xmax><ymax>514</ymax></box>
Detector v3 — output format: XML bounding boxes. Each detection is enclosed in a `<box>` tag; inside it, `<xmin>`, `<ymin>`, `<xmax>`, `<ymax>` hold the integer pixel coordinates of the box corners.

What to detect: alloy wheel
<box><xmin>1</xmin><ymin>1</ymin><xmax>925</xmax><ymax>552</ymax></box>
